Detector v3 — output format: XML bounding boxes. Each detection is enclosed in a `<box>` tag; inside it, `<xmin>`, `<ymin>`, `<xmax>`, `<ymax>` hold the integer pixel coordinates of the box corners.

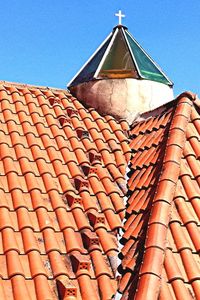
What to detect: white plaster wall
<box><xmin>70</xmin><ymin>78</ymin><xmax>174</xmax><ymax>124</ymax></box>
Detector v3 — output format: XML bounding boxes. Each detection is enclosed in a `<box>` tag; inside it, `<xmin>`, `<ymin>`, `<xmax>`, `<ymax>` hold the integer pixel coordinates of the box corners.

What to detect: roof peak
<box><xmin>68</xmin><ymin>25</ymin><xmax>173</xmax><ymax>87</ymax></box>
<box><xmin>113</xmin><ymin>24</ymin><xmax>128</xmax><ymax>31</ymax></box>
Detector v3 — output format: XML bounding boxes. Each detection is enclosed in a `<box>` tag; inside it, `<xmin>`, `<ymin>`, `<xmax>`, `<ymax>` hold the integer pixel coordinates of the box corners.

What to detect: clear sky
<box><xmin>0</xmin><ymin>1</ymin><xmax>200</xmax><ymax>97</ymax></box>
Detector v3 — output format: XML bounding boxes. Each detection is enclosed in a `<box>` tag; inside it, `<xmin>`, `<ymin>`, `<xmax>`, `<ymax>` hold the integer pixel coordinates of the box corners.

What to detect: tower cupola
<box><xmin>68</xmin><ymin>12</ymin><xmax>174</xmax><ymax>123</ymax></box>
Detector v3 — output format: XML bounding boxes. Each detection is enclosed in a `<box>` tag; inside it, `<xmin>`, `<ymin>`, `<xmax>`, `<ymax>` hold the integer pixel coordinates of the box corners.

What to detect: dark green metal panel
<box><xmin>125</xmin><ymin>31</ymin><xmax>172</xmax><ymax>85</ymax></box>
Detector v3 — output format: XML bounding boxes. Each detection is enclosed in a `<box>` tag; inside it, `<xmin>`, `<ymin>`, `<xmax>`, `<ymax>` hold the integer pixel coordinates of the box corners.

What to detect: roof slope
<box><xmin>0</xmin><ymin>81</ymin><xmax>131</xmax><ymax>299</ymax></box>
<box><xmin>118</xmin><ymin>92</ymin><xmax>200</xmax><ymax>300</ymax></box>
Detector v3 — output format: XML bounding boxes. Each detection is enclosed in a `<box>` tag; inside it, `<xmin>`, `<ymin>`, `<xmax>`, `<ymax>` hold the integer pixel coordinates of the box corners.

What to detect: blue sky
<box><xmin>0</xmin><ymin>1</ymin><xmax>200</xmax><ymax>97</ymax></box>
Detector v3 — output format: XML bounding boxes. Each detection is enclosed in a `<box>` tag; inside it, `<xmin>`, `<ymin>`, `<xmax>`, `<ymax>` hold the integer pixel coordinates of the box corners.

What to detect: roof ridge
<box><xmin>135</xmin><ymin>91</ymin><xmax>197</xmax><ymax>123</ymax></box>
<box><xmin>134</xmin><ymin>93</ymin><xmax>193</xmax><ymax>299</ymax></box>
<box><xmin>0</xmin><ymin>80</ymin><xmax>72</xmax><ymax>94</ymax></box>
<box><xmin>176</xmin><ymin>91</ymin><xmax>197</xmax><ymax>102</ymax></box>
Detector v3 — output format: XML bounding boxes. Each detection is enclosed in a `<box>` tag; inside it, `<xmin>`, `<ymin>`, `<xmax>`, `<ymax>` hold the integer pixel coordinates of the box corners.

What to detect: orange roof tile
<box><xmin>0</xmin><ymin>79</ymin><xmax>199</xmax><ymax>300</ymax></box>
<box><xmin>0</xmin><ymin>81</ymin><xmax>131</xmax><ymax>299</ymax></box>
<box><xmin>119</xmin><ymin>92</ymin><xmax>200</xmax><ymax>300</ymax></box>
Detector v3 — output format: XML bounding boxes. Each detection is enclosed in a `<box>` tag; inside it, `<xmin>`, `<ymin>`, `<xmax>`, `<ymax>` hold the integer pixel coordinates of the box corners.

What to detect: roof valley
<box><xmin>119</xmin><ymin>112</ymin><xmax>171</xmax><ymax>298</ymax></box>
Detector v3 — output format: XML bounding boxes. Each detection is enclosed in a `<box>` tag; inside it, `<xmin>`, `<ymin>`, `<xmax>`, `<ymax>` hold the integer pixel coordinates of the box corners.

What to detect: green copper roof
<box><xmin>68</xmin><ymin>25</ymin><xmax>173</xmax><ymax>87</ymax></box>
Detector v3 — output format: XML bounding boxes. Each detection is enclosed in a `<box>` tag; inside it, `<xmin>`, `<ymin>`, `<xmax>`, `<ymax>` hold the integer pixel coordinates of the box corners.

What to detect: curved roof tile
<box><xmin>119</xmin><ymin>92</ymin><xmax>200</xmax><ymax>300</ymax></box>
<box><xmin>0</xmin><ymin>79</ymin><xmax>199</xmax><ymax>299</ymax></box>
<box><xmin>0</xmin><ymin>80</ymin><xmax>130</xmax><ymax>300</ymax></box>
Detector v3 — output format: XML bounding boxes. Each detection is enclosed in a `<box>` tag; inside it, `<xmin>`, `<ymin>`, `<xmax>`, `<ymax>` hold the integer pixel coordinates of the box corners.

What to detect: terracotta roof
<box><xmin>0</xmin><ymin>81</ymin><xmax>131</xmax><ymax>299</ymax></box>
<box><xmin>118</xmin><ymin>92</ymin><xmax>200</xmax><ymax>299</ymax></box>
<box><xmin>0</xmin><ymin>79</ymin><xmax>199</xmax><ymax>300</ymax></box>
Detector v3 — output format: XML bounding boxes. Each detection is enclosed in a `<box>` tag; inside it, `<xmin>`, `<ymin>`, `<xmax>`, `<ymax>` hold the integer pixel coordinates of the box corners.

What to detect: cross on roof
<box><xmin>115</xmin><ymin>10</ymin><xmax>125</xmax><ymax>25</ymax></box>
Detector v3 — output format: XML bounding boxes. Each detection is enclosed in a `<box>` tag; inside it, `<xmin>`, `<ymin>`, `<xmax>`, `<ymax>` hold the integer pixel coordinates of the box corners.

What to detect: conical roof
<box><xmin>68</xmin><ymin>25</ymin><xmax>173</xmax><ymax>88</ymax></box>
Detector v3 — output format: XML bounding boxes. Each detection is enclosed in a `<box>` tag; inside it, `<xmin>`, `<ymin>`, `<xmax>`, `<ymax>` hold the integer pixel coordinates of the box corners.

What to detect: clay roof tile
<box><xmin>0</xmin><ymin>81</ymin><xmax>130</xmax><ymax>299</ymax></box>
<box><xmin>120</xmin><ymin>92</ymin><xmax>200</xmax><ymax>299</ymax></box>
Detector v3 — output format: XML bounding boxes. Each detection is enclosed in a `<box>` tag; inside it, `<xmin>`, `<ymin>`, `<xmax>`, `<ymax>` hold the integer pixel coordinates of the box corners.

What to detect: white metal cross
<box><xmin>115</xmin><ymin>10</ymin><xmax>125</xmax><ymax>25</ymax></box>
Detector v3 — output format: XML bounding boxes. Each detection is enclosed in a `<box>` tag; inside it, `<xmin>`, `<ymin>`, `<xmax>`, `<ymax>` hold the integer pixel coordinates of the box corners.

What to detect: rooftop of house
<box><xmin>0</xmin><ymin>81</ymin><xmax>199</xmax><ymax>299</ymax></box>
